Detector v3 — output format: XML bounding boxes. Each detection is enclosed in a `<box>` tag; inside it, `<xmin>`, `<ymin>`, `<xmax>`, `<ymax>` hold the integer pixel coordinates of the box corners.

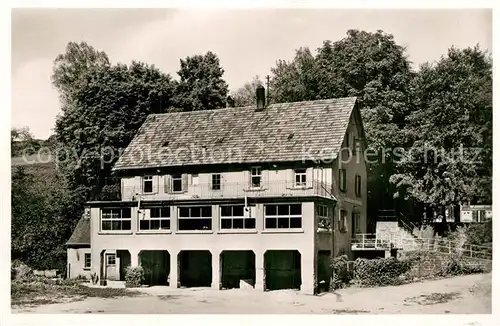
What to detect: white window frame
<box><xmin>250</xmin><ymin>166</ymin><xmax>262</xmax><ymax>188</ymax></box>
<box><xmin>171</xmin><ymin>174</ymin><xmax>183</xmax><ymax>193</ymax></box>
<box><xmin>294</xmin><ymin>168</ymin><xmax>307</xmax><ymax>187</ymax></box>
<box><xmin>212</xmin><ymin>173</ymin><xmax>221</xmax><ymax>190</ymax></box>
<box><xmin>178</xmin><ymin>206</ymin><xmax>212</xmax><ymax>231</ymax></box>
<box><xmin>264</xmin><ymin>204</ymin><xmax>302</xmax><ymax>229</ymax></box>
<box><xmin>139</xmin><ymin>207</ymin><xmax>171</xmax><ymax>231</ymax></box>
<box><xmin>317</xmin><ymin>204</ymin><xmax>332</xmax><ymax>231</ymax></box>
<box><xmin>106</xmin><ymin>253</ymin><xmax>116</xmax><ymax>266</ymax></box>
<box><xmin>142</xmin><ymin>175</ymin><xmax>154</xmax><ymax>194</ymax></box>
<box><xmin>100</xmin><ymin>208</ymin><xmax>131</xmax><ymax>231</ymax></box>
<box><xmin>84</xmin><ymin>253</ymin><xmax>91</xmax><ymax>269</ymax></box>
<box><xmin>220</xmin><ymin>205</ymin><xmax>255</xmax><ymax>230</ymax></box>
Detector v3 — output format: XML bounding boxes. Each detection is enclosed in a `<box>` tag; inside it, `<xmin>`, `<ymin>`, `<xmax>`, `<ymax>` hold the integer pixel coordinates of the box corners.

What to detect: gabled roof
<box><xmin>66</xmin><ymin>217</ymin><xmax>90</xmax><ymax>247</ymax></box>
<box><xmin>113</xmin><ymin>97</ymin><xmax>357</xmax><ymax>171</ymax></box>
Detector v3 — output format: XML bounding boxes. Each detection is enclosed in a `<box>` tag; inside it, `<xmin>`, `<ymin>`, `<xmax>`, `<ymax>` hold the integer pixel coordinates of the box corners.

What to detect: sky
<box><xmin>11</xmin><ymin>8</ymin><xmax>492</xmax><ymax>139</ymax></box>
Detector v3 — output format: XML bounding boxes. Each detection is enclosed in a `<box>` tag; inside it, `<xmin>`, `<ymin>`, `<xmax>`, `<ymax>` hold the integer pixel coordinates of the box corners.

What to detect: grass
<box><xmin>404</xmin><ymin>292</ymin><xmax>461</xmax><ymax>306</ymax></box>
<box><xmin>11</xmin><ymin>277</ymin><xmax>141</xmax><ymax>307</ymax></box>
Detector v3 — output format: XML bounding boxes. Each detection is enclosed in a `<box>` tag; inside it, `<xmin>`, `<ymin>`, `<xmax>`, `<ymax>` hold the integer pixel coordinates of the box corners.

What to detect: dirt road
<box><xmin>12</xmin><ymin>273</ymin><xmax>491</xmax><ymax>314</ymax></box>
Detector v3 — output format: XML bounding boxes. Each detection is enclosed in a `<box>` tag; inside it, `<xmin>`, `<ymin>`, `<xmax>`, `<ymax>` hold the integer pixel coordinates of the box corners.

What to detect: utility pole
<box><xmin>265</xmin><ymin>75</ymin><xmax>270</xmax><ymax>105</ymax></box>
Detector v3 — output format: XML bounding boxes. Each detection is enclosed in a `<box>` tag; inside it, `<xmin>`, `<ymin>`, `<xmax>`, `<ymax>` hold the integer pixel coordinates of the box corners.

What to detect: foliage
<box><xmin>90</xmin><ymin>272</ymin><xmax>99</xmax><ymax>285</ymax></box>
<box><xmin>270</xmin><ymin>30</ymin><xmax>414</xmax><ymax>220</ymax></box>
<box><xmin>124</xmin><ymin>266</ymin><xmax>145</xmax><ymax>288</ymax></box>
<box><xmin>11</xmin><ymin>277</ymin><xmax>140</xmax><ymax>307</ymax></box>
<box><xmin>11</xmin><ymin>127</ymin><xmax>44</xmax><ymax>157</ymax></box>
<box><xmin>463</xmin><ymin>220</ymin><xmax>492</xmax><ymax>247</ymax></box>
<box><xmin>391</xmin><ymin>45</ymin><xmax>492</xmax><ymax>207</ymax></box>
<box><xmin>353</xmin><ymin>257</ymin><xmax>413</xmax><ymax>287</ymax></box>
<box><xmin>329</xmin><ymin>255</ymin><xmax>353</xmax><ymax>289</ymax></box>
<box><xmin>231</xmin><ymin>75</ymin><xmax>264</xmax><ymax>107</ymax></box>
<box><xmin>174</xmin><ymin>51</ymin><xmax>229</xmax><ymax>111</ymax></box>
<box><xmin>11</xmin><ymin>260</ymin><xmax>33</xmax><ymax>281</ymax></box>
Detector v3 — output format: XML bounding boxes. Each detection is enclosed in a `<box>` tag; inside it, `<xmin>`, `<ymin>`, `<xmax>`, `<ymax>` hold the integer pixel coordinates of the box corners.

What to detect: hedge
<box><xmin>124</xmin><ymin>266</ymin><xmax>145</xmax><ymax>288</ymax></box>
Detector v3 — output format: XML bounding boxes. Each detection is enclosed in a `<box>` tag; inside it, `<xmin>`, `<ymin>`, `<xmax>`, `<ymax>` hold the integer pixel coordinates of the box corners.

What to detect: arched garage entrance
<box><xmin>179</xmin><ymin>250</ymin><xmax>212</xmax><ymax>287</ymax></box>
<box><xmin>139</xmin><ymin>250</ymin><xmax>170</xmax><ymax>286</ymax></box>
<box><xmin>221</xmin><ymin>250</ymin><xmax>255</xmax><ymax>289</ymax></box>
<box><xmin>264</xmin><ymin>250</ymin><xmax>301</xmax><ymax>291</ymax></box>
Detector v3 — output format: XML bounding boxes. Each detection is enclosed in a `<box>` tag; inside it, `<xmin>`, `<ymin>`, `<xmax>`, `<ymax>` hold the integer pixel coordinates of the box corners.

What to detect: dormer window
<box><xmin>294</xmin><ymin>168</ymin><xmax>307</xmax><ymax>187</ymax></box>
<box><xmin>172</xmin><ymin>174</ymin><xmax>183</xmax><ymax>192</ymax></box>
<box><xmin>251</xmin><ymin>166</ymin><xmax>261</xmax><ymax>187</ymax></box>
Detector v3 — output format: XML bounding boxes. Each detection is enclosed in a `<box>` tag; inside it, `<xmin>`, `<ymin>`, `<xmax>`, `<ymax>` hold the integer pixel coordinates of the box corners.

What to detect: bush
<box><xmin>329</xmin><ymin>255</ymin><xmax>353</xmax><ymax>289</ymax></box>
<box><xmin>353</xmin><ymin>257</ymin><xmax>413</xmax><ymax>287</ymax></box>
<box><xmin>124</xmin><ymin>266</ymin><xmax>144</xmax><ymax>288</ymax></box>
<box><xmin>11</xmin><ymin>260</ymin><xmax>33</xmax><ymax>281</ymax></box>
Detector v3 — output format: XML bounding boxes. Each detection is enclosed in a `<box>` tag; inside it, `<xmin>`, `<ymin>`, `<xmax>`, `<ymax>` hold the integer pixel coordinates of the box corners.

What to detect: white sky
<box><xmin>11</xmin><ymin>8</ymin><xmax>492</xmax><ymax>139</ymax></box>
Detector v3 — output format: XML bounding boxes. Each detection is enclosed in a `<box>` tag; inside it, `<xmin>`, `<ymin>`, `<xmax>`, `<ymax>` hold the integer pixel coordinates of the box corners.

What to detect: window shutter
<box><xmin>155</xmin><ymin>175</ymin><xmax>159</xmax><ymax>193</ymax></box>
<box><xmin>244</xmin><ymin>170</ymin><xmax>250</xmax><ymax>187</ymax></box>
<box><xmin>182</xmin><ymin>174</ymin><xmax>188</xmax><ymax>192</ymax></box>
<box><xmin>306</xmin><ymin>168</ymin><xmax>313</xmax><ymax>186</ymax></box>
<box><xmin>164</xmin><ymin>175</ymin><xmax>171</xmax><ymax>193</ymax></box>
<box><xmin>288</xmin><ymin>169</ymin><xmax>294</xmax><ymax>187</ymax></box>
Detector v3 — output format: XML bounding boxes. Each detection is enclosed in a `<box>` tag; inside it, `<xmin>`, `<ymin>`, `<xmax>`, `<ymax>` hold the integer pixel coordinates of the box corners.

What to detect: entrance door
<box><xmin>106</xmin><ymin>253</ymin><xmax>117</xmax><ymax>280</ymax></box>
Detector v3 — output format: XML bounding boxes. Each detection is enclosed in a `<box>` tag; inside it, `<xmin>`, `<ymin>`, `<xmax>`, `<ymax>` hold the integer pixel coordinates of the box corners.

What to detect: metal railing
<box><xmin>351</xmin><ymin>233</ymin><xmax>492</xmax><ymax>261</ymax></box>
<box><xmin>112</xmin><ymin>180</ymin><xmax>335</xmax><ymax>201</ymax></box>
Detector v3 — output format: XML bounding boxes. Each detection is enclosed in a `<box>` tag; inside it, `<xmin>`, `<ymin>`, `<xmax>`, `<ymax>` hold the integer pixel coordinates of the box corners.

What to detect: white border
<box><xmin>3</xmin><ymin>2</ymin><xmax>498</xmax><ymax>326</ymax></box>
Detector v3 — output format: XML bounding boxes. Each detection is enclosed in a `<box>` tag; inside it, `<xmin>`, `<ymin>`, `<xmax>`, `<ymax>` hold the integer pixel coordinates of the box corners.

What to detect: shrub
<box><xmin>329</xmin><ymin>255</ymin><xmax>353</xmax><ymax>289</ymax></box>
<box><xmin>11</xmin><ymin>260</ymin><xmax>33</xmax><ymax>281</ymax></box>
<box><xmin>124</xmin><ymin>266</ymin><xmax>144</xmax><ymax>288</ymax></box>
<box><xmin>90</xmin><ymin>272</ymin><xmax>99</xmax><ymax>285</ymax></box>
<box><xmin>353</xmin><ymin>257</ymin><xmax>413</xmax><ymax>287</ymax></box>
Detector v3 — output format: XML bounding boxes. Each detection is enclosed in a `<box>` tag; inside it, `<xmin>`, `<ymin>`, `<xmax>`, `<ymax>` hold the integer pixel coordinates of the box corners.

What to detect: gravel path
<box><xmin>13</xmin><ymin>273</ymin><xmax>491</xmax><ymax>314</ymax></box>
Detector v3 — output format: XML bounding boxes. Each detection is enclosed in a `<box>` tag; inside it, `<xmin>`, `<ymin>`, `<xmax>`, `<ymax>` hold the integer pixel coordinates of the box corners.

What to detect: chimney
<box><xmin>226</xmin><ymin>96</ymin><xmax>235</xmax><ymax>108</ymax></box>
<box><xmin>256</xmin><ymin>85</ymin><xmax>266</xmax><ymax>110</ymax></box>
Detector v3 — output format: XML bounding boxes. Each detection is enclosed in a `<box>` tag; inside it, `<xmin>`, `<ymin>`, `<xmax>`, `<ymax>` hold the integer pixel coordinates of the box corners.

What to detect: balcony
<box><xmin>114</xmin><ymin>180</ymin><xmax>335</xmax><ymax>202</ymax></box>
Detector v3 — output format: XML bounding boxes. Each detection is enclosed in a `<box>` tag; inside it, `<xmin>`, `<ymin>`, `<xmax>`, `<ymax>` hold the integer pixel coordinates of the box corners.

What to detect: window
<box><xmin>251</xmin><ymin>166</ymin><xmax>261</xmax><ymax>187</ymax></box>
<box><xmin>345</xmin><ymin>132</ymin><xmax>350</xmax><ymax>148</ymax></box>
<box><xmin>178</xmin><ymin>206</ymin><xmax>212</xmax><ymax>231</ymax></box>
<box><xmin>143</xmin><ymin>176</ymin><xmax>153</xmax><ymax>193</ymax></box>
<box><xmin>339</xmin><ymin>209</ymin><xmax>348</xmax><ymax>233</ymax></box>
<box><xmin>140</xmin><ymin>207</ymin><xmax>170</xmax><ymax>231</ymax></box>
<box><xmin>212</xmin><ymin>174</ymin><xmax>221</xmax><ymax>190</ymax></box>
<box><xmin>84</xmin><ymin>253</ymin><xmax>91</xmax><ymax>269</ymax></box>
<box><xmin>101</xmin><ymin>208</ymin><xmax>131</xmax><ymax>231</ymax></box>
<box><xmin>172</xmin><ymin>174</ymin><xmax>183</xmax><ymax>192</ymax></box>
<box><xmin>352</xmin><ymin>212</ymin><xmax>361</xmax><ymax>233</ymax></box>
<box><xmin>354</xmin><ymin>137</ymin><xmax>361</xmax><ymax>155</ymax></box>
<box><xmin>220</xmin><ymin>205</ymin><xmax>255</xmax><ymax>229</ymax></box>
<box><xmin>264</xmin><ymin>204</ymin><xmax>302</xmax><ymax>229</ymax></box>
<box><xmin>294</xmin><ymin>168</ymin><xmax>307</xmax><ymax>187</ymax></box>
<box><xmin>106</xmin><ymin>254</ymin><xmax>116</xmax><ymax>266</ymax></box>
<box><xmin>339</xmin><ymin>169</ymin><xmax>347</xmax><ymax>192</ymax></box>
<box><xmin>355</xmin><ymin>175</ymin><xmax>361</xmax><ymax>197</ymax></box>
<box><xmin>317</xmin><ymin>204</ymin><xmax>332</xmax><ymax>230</ymax></box>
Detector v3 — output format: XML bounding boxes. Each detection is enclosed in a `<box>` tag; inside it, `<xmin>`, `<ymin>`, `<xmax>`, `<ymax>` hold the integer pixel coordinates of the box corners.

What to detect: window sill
<box><xmin>176</xmin><ymin>230</ymin><xmax>214</xmax><ymax>234</ymax></box>
<box><xmin>83</xmin><ymin>268</ymin><xmax>91</xmax><ymax>271</ymax></box>
<box><xmin>287</xmin><ymin>186</ymin><xmax>313</xmax><ymax>190</ymax></box>
<box><xmin>261</xmin><ymin>229</ymin><xmax>304</xmax><ymax>234</ymax></box>
<box><xmin>217</xmin><ymin>229</ymin><xmax>258</xmax><ymax>234</ymax></box>
<box><xmin>98</xmin><ymin>231</ymin><xmax>133</xmax><ymax>235</ymax></box>
<box><xmin>136</xmin><ymin>230</ymin><xmax>172</xmax><ymax>235</ymax></box>
<box><xmin>245</xmin><ymin>187</ymin><xmax>266</xmax><ymax>192</ymax></box>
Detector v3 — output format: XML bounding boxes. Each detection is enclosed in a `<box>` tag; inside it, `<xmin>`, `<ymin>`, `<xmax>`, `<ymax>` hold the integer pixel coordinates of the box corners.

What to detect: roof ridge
<box><xmin>149</xmin><ymin>97</ymin><xmax>357</xmax><ymax>118</ymax></box>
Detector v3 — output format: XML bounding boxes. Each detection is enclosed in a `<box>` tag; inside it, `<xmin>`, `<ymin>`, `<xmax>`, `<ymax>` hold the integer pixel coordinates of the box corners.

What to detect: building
<box><xmin>69</xmin><ymin>89</ymin><xmax>367</xmax><ymax>294</ymax></box>
<box><xmin>459</xmin><ymin>204</ymin><xmax>492</xmax><ymax>223</ymax></box>
<box><xmin>66</xmin><ymin>216</ymin><xmax>91</xmax><ymax>279</ymax></box>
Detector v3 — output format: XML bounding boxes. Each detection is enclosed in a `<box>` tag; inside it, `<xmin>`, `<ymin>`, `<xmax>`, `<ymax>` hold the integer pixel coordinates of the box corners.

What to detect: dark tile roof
<box><xmin>66</xmin><ymin>217</ymin><xmax>90</xmax><ymax>247</ymax></box>
<box><xmin>113</xmin><ymin>97</ymin><xmax>357</xmax><ymax>170</ymax></box>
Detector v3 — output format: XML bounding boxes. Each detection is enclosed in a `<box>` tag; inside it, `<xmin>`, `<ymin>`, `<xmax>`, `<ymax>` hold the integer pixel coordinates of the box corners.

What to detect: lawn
<box><xmin>11</xmin><ymin>277</ymin><xmax>141</xmax><ymax>307</ymax></box>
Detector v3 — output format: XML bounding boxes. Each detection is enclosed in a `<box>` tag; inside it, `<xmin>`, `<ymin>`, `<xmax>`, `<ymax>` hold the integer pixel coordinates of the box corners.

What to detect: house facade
<box><xmin>72</xmin><ymin>93</ymin><xmax>367</xmax><ymax>294</ymax></box>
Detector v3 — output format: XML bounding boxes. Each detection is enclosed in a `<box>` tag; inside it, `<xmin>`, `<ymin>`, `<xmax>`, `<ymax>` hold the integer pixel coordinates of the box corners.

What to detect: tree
<box><xmin>231</xmin><ymin>75</ymin><xmax>264</xmax><ymax>107</ymax></box>
<box><xmin>55</xmin><ymin>60</ymin><xmax>176</xmax><ymax>200</ymax></box>
<box><xmin>52</xmin><ymin>41</ymin><xmax>110</xmax><ymax>102</ymax></box>
<box><xmin>11</xmin><ymin>127</ymin><xmax>40</xmax><ymax>157</ymax></box>
<box><xmin>391</xmin><ymin>46</ymin><xmax>492</xmax><ymax>210</ymax></box>
<box><xmin>174</xmin><ymin>51</ymin><xmax>229</xmax><ymax>110</ymax></box>
<box><xmin>270</xmin><ymin>30</ymin><xmax>414</xmax><ymax>219</ymax></box>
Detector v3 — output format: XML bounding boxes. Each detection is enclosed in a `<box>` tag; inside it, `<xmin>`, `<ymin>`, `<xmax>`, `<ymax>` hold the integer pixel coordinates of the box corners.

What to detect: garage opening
<box><xmin>139</xmin><ymin>250</ymin><xmax>170</xmax><ymax>286</ymax></box>
<box><xmin>317</xmin><ymin>250</ymin><xmax>331</xmax><ymax>292</ymax></box>
<box><xmin>221</xmin><ymin>250</ymin><xmax>255</xmax><ymax>289</ymax></box>
<box><xmin>179</xmin><ymin>250</ymin><xmax>212</xmax><ymax>287</ymax></box>
<box><xmin>264</xmin><ymin>250</ymin><xmax>301</xmax><ymax>291</ymax></box>
<box><xmin>117</xmin><ymin>250</ymin><xmax>131</xmax><ymax>281</ymax></box>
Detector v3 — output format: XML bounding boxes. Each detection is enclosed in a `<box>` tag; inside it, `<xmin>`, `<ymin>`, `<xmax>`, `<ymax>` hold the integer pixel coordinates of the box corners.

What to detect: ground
<box><xmin>12</xmin><ymin>273</ymin><xmax>491</xmax><ymax>314</ymax></box>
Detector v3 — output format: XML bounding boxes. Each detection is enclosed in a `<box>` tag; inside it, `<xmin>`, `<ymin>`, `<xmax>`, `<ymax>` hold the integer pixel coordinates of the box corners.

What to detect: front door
<box><xmin>106</xmin><ymin>253</ymin><xmax>117</xmax><ymax>280</ymax></box>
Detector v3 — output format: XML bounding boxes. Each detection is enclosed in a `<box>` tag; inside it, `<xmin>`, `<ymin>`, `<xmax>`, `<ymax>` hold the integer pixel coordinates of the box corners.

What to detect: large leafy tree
<box><xmin>55</xmin><ymin>60</ymin><xmax>176</xmax><ymax>200</ymax></box>
<box><xmin>391</xmin><ymin>46</ymin><xmax>492</xmax><ymax>211</ymax></box>
<box><xmin>174</xmin><ymin>51</ymin><xmax>229</xmax><ymax>110</ymax></box>
<box><xmin>270</xmin><ymin>30</ymin><xmax>414</xmax><ymax>220</ymax></box>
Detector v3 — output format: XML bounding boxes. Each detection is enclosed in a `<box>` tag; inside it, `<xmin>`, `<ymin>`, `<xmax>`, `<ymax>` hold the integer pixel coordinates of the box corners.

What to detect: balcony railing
<box><xmin>102</xmin><ymin>180</ymin><xmax>335</xmax><ymax>202</ymax></box>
